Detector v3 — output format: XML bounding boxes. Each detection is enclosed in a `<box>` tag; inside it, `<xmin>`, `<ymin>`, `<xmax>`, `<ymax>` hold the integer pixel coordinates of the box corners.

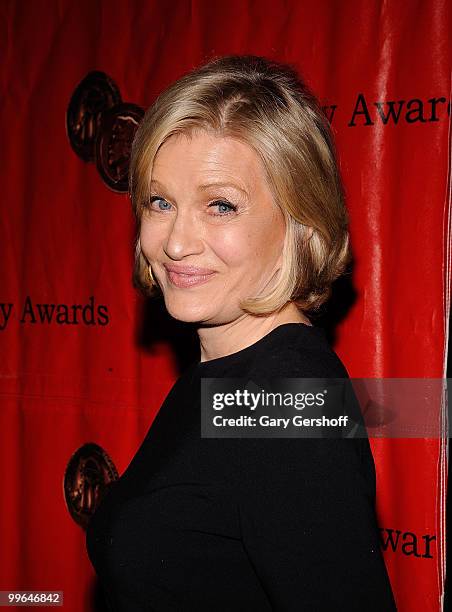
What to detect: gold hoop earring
<box><xmin>147</xmin><ymin>264</ymin><xmax>155</xmax><ymax>285</ymax></box>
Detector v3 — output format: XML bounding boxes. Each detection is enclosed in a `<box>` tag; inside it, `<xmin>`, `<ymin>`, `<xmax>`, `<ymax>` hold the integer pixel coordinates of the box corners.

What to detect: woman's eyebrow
<box><xmin>150</xmin><ymin>179</ymin><xmax>250</xmax><ymax>199</ymax></box>
<box><xmin>150</xmin><ymin>179</ymin><xmax>168</xmax><ymax>191</ymax></box>
<box><xmin>197</xmin><ymin>182</ymin><xmax>249</xmax><ymax>199</ymax></box>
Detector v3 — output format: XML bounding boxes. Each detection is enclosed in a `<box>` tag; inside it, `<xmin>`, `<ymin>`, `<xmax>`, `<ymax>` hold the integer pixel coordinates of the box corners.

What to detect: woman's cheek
<box><xmin>208</xmin><ymin>224</ymin><xmax>254</xmax><ymax>264</ymax></box>
<box><xmin>140</xmin><ymin>222</ymin><xmax>164</xmax><ymax>260</ymax></box>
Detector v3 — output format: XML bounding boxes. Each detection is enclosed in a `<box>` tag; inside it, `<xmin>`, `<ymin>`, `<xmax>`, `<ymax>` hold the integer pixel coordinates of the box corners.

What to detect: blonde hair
<box><xmin>128</xmin><ymin>54</ymin><xmax>350</xmax><ymax>315</ymax></box>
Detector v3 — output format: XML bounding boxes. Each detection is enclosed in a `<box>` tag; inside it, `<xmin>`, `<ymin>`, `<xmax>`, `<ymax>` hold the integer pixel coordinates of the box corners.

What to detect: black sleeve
<box><xmin>235</xmin><ymin>437</ymin><xmax>396</xmax><ymax>611</ymax></box>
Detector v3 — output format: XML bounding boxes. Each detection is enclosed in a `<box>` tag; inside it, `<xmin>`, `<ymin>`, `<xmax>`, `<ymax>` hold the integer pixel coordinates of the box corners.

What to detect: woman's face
<box><xmin>139</xmin><ymin>129</ymin><xmax>286</xmax><ymax>325</ymax></box>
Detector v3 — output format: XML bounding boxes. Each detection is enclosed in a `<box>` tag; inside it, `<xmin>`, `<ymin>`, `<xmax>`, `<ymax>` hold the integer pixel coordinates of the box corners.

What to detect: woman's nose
<box><xmin>163</xmin><ymin>208</ymin><xmax>204</xmax><ymax>260</ymax></box>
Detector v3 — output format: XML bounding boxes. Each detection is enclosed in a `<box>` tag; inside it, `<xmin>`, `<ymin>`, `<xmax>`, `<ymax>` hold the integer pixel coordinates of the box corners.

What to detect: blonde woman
<box><xmin>86</xmin><ymin>55</ymin><xmax>396</xmax><ymax>611</ymax></box>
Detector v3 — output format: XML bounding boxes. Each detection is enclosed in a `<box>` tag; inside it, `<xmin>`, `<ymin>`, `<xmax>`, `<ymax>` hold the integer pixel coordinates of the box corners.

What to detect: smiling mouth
<box><xmin>165</xmin><ymin>269</ymin><xmax>217</xmax><ymax>288</ymax></box>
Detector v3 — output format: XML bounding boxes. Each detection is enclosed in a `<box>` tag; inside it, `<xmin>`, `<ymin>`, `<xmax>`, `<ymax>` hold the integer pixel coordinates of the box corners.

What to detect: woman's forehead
<box><xmin>152</xmin><ymin>131</ymin><xmax>266</xmax><ymax>191</ymax></box>
<box><xmin>156</xmin><ymin>130</ymin><xmax>258</xmax><ymax>165</ymax></box>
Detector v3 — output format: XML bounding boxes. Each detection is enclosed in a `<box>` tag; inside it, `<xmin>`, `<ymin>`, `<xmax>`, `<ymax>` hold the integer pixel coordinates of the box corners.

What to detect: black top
<box><xmin>86</xmin><ymin>323</ymin><xmax>396</xmax><ymax>611</ymax></box>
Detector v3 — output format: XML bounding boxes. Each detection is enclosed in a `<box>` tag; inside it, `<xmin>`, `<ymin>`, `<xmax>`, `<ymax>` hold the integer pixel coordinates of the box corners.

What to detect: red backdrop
<box><xmin>0</xmin><ymin>1</ymin><xmax>450</xmax><ymax>610</ymax></box>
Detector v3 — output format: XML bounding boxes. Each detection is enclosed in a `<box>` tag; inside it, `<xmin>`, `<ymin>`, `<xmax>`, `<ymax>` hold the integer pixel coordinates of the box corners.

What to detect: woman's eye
<box><xmin>144</xmin><ymin>196</ymin><xmax>237</xmax><ymax>216</ymax></box>
<box><xmin>148</xmin><ymin>196</ymin><xmax>172</xmax><ymax>212</ymax></box>
<box><xmin>209</xmin><ymin>200</ymin><xmax>238</xmax><ymax>215</ymax></box>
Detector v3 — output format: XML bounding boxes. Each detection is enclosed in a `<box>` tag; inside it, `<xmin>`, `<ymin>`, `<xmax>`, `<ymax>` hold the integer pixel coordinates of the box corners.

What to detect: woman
<box><xmin>86</xmin><ymin>54</ymin><xmax>396</xmax><ymax>611</ymax></box>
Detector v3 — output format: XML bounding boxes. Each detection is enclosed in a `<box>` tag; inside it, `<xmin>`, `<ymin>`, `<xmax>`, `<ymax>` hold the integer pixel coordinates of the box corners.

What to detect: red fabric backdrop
<box><xmin>0</xmin><ymin>1</ymin><xmax>450</xmax><ymax>610</ymax></box>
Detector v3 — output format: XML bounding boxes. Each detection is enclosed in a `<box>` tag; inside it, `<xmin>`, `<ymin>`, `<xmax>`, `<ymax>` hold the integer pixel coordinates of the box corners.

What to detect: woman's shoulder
<box><xmin>247</xmin><ymin>323</ymin><xmax>349</xmax><ymax>379</ymax></box>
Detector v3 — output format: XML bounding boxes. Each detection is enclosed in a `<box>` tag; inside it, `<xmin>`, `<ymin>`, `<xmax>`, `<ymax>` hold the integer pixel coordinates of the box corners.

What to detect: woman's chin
<box><xmin>162</xmin><ymin>294</ymin><xmax>215</xmax><ymax>324</ymax></box>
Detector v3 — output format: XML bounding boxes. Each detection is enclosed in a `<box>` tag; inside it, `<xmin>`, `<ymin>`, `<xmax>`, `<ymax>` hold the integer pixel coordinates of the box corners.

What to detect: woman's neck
<box><xmin>197</xmin><ymin>302</ymin><xmax>311</xmax><ymax>363</ymax></box>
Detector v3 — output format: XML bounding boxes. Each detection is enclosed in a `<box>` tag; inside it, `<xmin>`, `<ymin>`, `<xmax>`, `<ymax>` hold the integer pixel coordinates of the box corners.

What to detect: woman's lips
<box><xmin>165</xmin><ymin>268</ymin><xmax>216</xmax><ymax>288</ymax></box>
